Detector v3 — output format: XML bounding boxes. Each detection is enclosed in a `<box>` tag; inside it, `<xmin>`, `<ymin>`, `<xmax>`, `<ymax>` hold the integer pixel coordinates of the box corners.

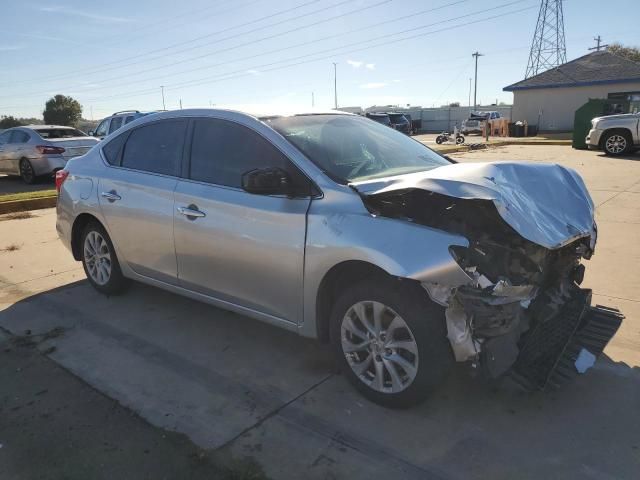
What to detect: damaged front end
<box><xmin>357</xmin><ymin>162</ymin><xmax>623</xmax><ymax>390</ymax></box>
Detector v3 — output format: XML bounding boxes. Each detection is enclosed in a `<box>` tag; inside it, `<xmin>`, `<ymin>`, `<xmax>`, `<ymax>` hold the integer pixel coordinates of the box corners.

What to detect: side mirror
<box><xmin>88</xmin><ymin>131</ymin><xmax>95</xmax><ymax>136</ymax></box>
<box><xmin>241</xmin><ymin>167</ymin><xmax>292</xmax><ymax>196</ymax></box>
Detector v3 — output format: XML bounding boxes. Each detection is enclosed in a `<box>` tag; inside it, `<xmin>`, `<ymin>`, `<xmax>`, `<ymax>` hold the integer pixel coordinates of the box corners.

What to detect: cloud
<box><xmin>246</xmin><ymin>69</ymin><xmax>262</xmax><ymax>76</ymax></box>
<box><xmin>360</xmin><ymin>82</ymin><xmax>388</xmax><ymax>89</ymax></box>
<box><xmin>39</xmin><ymin>6</ymin><xmax>132</xmax><ymax>23</ymax></box>
<box><xmin>347</xmin><ymin>60</ymin><xmax>364</xmax><ymax>68</ymax></box>
<box><xmin>365</xmin><ymin>63</ymin><xmax>375</xmax><ymax>70</ymax></box>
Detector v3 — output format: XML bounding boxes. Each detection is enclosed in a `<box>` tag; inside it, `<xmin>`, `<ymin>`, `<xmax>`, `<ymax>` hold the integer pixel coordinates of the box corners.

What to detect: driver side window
<box><xmin>95</xmin><ymin>119</ymin><xmax>109</xmax><ymax>137</ymax></box>
<box><xmin>0</xmin><ymin>131</ymin><xmax>10</xmax><ymax>145</ymax></box>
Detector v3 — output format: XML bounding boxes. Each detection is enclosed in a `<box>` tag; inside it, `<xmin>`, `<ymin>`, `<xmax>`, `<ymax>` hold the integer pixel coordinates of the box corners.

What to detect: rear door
<box><xmin>98</xmin><ymin>119</ymin><xmax>187</xmax><ymax>283</ymax></box>
<box><xmin>173</xmin><ymin>117</ymin><xmax>312</xmax><ymax>323</ymax></box>
<box><xmin>0</xmin><ymin>131</ymin><xmax>12</xmax><ymax>173</ymax></box>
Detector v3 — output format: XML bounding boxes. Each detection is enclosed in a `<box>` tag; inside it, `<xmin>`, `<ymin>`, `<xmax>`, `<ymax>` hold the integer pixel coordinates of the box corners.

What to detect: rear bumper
<box><xmin>509</xmin><ymin>288</ymin><xmax>623</xmax><ymax>391</ymax></box>
<box><xmin>29</xmin><ymin>154</ymin><xmax>66</xmax><ymax>176</ymax></box>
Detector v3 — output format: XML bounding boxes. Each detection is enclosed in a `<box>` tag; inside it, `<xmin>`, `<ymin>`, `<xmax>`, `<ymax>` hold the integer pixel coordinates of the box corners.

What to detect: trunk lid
<box><xmin>47</xmin><ymin>137</ymin><xmax>99</xmax><ymax>160</ymax></box>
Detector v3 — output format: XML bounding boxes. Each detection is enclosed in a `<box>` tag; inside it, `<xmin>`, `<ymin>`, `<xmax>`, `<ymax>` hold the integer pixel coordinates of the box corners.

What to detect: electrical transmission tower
<box><xmin>524</xmin><ymin>0</ymin><xmax>567</xmax><ymax>78</ymax></box>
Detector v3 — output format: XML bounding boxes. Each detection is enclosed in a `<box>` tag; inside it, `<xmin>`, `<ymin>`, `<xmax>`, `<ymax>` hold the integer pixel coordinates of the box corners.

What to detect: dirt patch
<box><xmin>1</xmin><ymin>244</ymin><xmax>21</xmax><ymax>252</ymax></box>
<box><xmin>0</xmin><ymin>211</ymin><xmax>34</xmax><ymax>221</ymax></box>
<box><xmin>0</xmin><ymin>333</ymin><xmax>270</xmax><ymax>480</ymax></box>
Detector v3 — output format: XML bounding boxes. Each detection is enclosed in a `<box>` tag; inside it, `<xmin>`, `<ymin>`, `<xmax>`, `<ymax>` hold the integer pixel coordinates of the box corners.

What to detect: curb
<box><xmin>432</xmin><ymin>139</ymin><xmax>571</xmax><ymax>154</ymax></box>
<box><xmin>0</xmin><ymin>196</ymin><xmax>57</xmax><ymax>215</ymax></box>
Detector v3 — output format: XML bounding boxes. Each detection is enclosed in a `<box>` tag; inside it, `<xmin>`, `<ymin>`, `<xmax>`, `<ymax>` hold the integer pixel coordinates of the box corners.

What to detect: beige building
<box><xmin>504</xmin><ymin>51</ymin><xmax>640</xmax><ymax>132</ymax></box>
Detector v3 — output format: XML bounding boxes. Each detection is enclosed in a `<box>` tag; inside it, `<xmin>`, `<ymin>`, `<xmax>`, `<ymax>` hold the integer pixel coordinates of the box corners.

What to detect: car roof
<box><xmin>137</xmin><ymin>106</ymin><xmax>352</xmax><ymax>121</ymax></box>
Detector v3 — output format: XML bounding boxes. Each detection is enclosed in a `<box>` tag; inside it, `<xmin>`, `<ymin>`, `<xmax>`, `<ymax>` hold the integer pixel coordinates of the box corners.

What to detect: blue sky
<box><xmin>1</xmin><ymin>0</ymin><xmax>637</xmax><ymax>119</ymax></box>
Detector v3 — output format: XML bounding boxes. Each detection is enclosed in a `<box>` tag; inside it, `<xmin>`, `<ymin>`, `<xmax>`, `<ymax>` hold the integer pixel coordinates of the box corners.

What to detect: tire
<box><xmin>602</xmin><ymin>130</ymin><xmax>632</xmax><ymax>156</ymax></box>
<box><xmin>19</xmin><ymin>158</ymin><xmax>37</xmax><ymax>184</ymax></box>
<box><xmin>456</xmin><ymin>135</ymin><xmax>465</xmax><ymax>145</ymax></box>
<box><xmin>330</xmin><ymin>277</ymin><xmax>453</xmax><ymax>408</ymax></box>
<box><xmin>81</xmin><ymin>221</ymin><xmax>129</xmax><ymax>295</ymax></box>
<box><xmin>435</xmin><ymin>135</ymin><xmax>444</xmax><ymax>144</ymax></box>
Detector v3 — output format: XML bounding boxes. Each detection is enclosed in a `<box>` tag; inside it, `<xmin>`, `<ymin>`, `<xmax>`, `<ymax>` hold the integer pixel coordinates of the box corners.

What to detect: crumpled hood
<box><xmin>352</xmin><ymin>161</ymin><xmax>596</xmax><ymax>250</ymax></box>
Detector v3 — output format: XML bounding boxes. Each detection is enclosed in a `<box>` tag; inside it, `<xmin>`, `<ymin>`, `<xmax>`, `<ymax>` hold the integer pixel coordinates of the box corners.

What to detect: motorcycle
<box><xmin>435</xmin><ymin>131</ymin><xmax>465</xmax><ymax>145</ymax></box>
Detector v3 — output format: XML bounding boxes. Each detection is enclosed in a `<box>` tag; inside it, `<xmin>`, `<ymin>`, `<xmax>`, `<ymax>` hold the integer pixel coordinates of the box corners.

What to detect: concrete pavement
<box><xmin>1</xmin><ymin>145</ymin><xmax>638</xmax><ymax>479</ymax></box>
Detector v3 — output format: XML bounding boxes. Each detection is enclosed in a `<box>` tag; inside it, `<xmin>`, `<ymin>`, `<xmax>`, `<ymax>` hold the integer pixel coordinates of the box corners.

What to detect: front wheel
<box><xmin>456</xmin><ymin>135</ymin><xmax>465</xmax><ymax>145</ymax></box>
<box><xmin>330</xmin><ymin>278</ymin><xmax>453</xmax><ymax>408</ymax></box>
<box><xmin>81</xmin><ymin>222</ymin><xmax>128</xmax><ymax>295</ymax></box>
<box><xmin>603</xmin><ymin>130</ymin><xmax>632</xmax><ymax>156</ymax></box>
<box><xmin>435</xmin><ymin>135</ymin><xmax>444</xmax><ymax>144</ymax></box>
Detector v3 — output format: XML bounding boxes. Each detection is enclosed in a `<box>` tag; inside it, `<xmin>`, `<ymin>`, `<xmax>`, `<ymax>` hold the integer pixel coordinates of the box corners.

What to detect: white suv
<box><xmin>89</xmin><ymin>110</ymin><xmax>160</xmax><ymax>139</ymax></box>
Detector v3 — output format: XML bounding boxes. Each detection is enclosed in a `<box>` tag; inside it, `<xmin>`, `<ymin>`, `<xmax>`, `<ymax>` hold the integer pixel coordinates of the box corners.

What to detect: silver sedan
<box><xmin>56</xmin><ymin>108</ymin><xmax>620</xmax><ymax>407</ymax></box>
<box><xmin>0</xmin><ymin>125</ymin><xmax>99</xmax><ymax>184</ymax></box>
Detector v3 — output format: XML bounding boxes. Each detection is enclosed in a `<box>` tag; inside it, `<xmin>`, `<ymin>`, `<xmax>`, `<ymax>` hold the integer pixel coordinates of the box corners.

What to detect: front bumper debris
<box><xmin>509</xmin><ymin>288</ymin><xmax>623</xmax><ymax>391</ymax></box>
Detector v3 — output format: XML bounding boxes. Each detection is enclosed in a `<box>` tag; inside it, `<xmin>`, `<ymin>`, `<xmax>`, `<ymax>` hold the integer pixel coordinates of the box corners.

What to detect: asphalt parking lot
<box><xmin>1</xmin><ymin>145</ymin><xmax>639</xmax><ymax>479</ymax></box>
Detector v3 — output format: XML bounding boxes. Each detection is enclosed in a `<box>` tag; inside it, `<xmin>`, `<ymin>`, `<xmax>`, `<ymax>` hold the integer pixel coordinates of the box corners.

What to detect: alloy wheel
<box><xmin>341</xmin><ymin>301</ymin><xmax>419</xmax><ymax>394</ymax></box>
<box><xmin>20</xmin><ymin>160</ymin><xmax>34</xmax><ymax>183</ymax></box>
<box><xmin>83</xmin><ymin>231</ymin><xmax>112</xmax><ymax>286</ymax></box>
<box><xmin>605</xmin><ymin>134</ymin><xmax>627</xmax><ymax>154</ymax></box>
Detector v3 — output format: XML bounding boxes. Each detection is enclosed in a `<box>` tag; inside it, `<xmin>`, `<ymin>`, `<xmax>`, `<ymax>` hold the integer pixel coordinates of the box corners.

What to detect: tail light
<box><xmin>36</xmin><ymin>145</ymin><xmax>66</xmax><ymax>155</ymax></box>
<box><xmin>55</xmin><ymin>170</ymin><xmax>69</xmax><ymax>193</ymax></box>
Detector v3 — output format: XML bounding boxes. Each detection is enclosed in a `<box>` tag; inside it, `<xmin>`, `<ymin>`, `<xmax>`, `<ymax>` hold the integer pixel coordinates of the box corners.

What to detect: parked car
<box><xmin>0</xmin><ymin>125</ymin><xmax>99</xmax><ymax>184</ymax></box>
<box><xmin>56</xmin><ymin>109</ymin><xmax>621</xmax><ymax>407</ymax></box>
<box><xmin>387</xmin><ymin>113</ymin><xmax>411</xmax><ymax>134</ymax></box>
<box><xmin>365</xmin><ymin>112</ymin><xmax>391</xmax><ymax>127</ymax></box>
<box><xmin>90</xmin><ymin>110</ymin><xmax>161</xmax><ymax>139</ymax></box>
<box><xmin>586</xmin><ymin>113</ymin><xmax>640</xmax><ymax>155</ymax></box>
<box><xmin>461</xmin><ymin>111</ymin><xmax>502</xmax><ymax>135</ymax></box>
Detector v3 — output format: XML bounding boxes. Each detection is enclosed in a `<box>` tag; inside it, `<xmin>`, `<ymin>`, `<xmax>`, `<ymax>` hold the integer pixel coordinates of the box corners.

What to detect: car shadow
<box><xmin>596</xmin><ymin>152</ymin><xmax>640</xmax><ymax>161</ymax></box>
<box><xmin>1</xmin><ymin>280</ymin><xmax>638</xmax><ymax>479</ymax></box>
<box><xmin>0</xmin><ymin>174</ymin><xmax>54</xmax><ymax>195</ymax></box>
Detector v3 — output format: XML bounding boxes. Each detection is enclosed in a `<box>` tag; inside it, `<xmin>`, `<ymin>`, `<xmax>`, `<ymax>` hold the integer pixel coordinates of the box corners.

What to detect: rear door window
<box><xmin>121</xmin><ymin>120</ymin><xmax>186</xmax><ymax>176</ymax></box>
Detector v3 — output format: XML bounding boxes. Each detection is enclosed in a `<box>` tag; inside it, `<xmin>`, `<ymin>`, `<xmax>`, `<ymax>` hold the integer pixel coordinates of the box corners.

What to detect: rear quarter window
<box><xmin>102</xmin><ymin>132</ymin><xmax>128</xmax><ymax>165</ymax></box>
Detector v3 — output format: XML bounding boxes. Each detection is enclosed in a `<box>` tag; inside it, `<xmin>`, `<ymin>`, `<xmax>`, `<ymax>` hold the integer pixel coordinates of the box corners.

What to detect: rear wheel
<box><xmin>330</xmin><ymin>277</ymin><xmax>453</xmax><ymax>408</ymax></box>
<box><xmin>81</xmin><ymin>222</ymin><xmax>128</xmax><ymax>295</ymax></box>
<box><xmin>603</xmin><ymin>130</ymin><xmax>632</xmax><ymax>156</ymax></box>
<box><xmin>19</xmin><ymin>158</ymin><xmax>36</xmax><ymax>184</ymax></box>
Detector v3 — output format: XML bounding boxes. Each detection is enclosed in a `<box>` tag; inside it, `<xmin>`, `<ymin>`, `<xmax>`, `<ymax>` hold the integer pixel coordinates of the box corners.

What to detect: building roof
<box><xmin>504</xmin><ymin>51</ymin><xmax>640</xmax><ymax>92</ymax></box>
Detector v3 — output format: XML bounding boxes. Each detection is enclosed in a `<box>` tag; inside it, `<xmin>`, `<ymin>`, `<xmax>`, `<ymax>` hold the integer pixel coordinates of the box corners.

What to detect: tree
<box><xmin>43</xmin><ymin>95</ymin><xmax>82</xmax><ymax>126</ymax></box>
<box><xmin>608</xmin><ymin>43</ymin><xmax>640</xmax><ymax>63</ymax></box>
<box><xmin>0</xmin><ymin>116</ymin><xmax>24</xmax><ymax>129</ymax></box>
<box><xmin>449</xmin><ymin>102</ymin><xmax>461</xmax><ymax>107</ymax></box>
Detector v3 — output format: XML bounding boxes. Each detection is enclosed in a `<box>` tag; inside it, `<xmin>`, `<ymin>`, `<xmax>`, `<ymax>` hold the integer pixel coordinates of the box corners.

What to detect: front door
<box><xmin>173</xmin><ymin>118</ymin><xmax>312</xmax><ymax>324</ymax></box>
<box><xmin>98</xmin><ymin>119</ymin><xmax>187</xmax><ymax>283</ymax></box>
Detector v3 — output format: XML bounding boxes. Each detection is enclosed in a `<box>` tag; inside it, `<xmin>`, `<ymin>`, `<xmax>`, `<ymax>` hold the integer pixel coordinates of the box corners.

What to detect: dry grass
<box><xmin>0</xmin><ymin>189</ymin><xmax>56</xmax><ymax>203</ymax></box>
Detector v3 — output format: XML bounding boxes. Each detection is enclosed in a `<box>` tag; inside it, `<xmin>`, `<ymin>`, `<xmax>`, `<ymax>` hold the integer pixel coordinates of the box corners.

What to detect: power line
<box><xmin>1</xmin><ymin>3</ymin><xmax>537</xmax><ymax>111</ymax></box>
<box><xmin>79</xmin><ymin>3</ymin><xmax>537</xmax><ymax>105</ymax></box>
<box><xmin>0</xmin><ymin>0</ymin><xmax>341</xmax><ymax>89</ymax></box>
<box><xmin>1</xmin><ymin>0</ymin><xmax>515</xmax><ymax>104</ymax></box>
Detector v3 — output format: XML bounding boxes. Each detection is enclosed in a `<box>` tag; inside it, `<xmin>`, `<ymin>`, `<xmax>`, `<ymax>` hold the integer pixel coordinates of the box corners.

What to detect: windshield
<box><xmin>266</xmin><ymin>114</ymin><xmax>449</xmax><ymax>183</ymax></box>
<box><xmin>388</xmin><ymin>114</ymin><xmax>407</xmax><ymax>123</ymax></box>
<box><xmin>36</xmin><ymin>128</ymin><xmax>86</xmax><ymax>139</ymax></box>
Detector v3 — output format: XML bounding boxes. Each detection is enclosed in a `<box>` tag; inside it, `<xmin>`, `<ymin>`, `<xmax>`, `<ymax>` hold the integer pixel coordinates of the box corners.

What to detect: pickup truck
<box><xmin>586</xmin><ymin>113</ymin><xmax>640</xmax><ymax>155</ymax></box>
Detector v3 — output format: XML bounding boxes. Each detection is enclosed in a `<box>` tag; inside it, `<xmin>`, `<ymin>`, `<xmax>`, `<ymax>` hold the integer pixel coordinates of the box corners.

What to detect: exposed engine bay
<box><xmin>360</xmin><ymin>185</ymin><xmax>622</xmax><ymax>388</ymax></box>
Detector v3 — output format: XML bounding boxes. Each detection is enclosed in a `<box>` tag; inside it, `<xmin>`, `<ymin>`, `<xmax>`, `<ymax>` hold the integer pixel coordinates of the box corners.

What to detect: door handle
<box><xmin>177</xmin><ymin>205</ymin><xmax>206</xmax><ymax>218</ymax></box>
<box><xmin>100</xmin><ymin>191</ymin><xmax>121</xmax><ymax>202</ymax></box>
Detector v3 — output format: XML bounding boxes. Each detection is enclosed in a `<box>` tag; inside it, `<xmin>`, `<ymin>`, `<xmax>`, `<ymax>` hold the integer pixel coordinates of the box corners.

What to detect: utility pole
<box><xmin>332</xmin><ymin>62</ymin><xmax>338</xmax><ymax>109</ymax></box>
<box><xmin>311</xmin><ymin>91</ymin><xmax>315</xmax><ymax>108</ymax></box>
<box><xmin>468</xmin><ymin>78</ymin><xmax>472</xmax><ymax>108</ymax></box>
<box><xmin>179</xmin><ymin>98</ymin><xmax>183</xmax><ymax>109</ymax></box>
<box><xmin>160</xmin><ymin>86</ymin><xmax>166</xmax><ymax>110</ymax></box>
<box><xmin>589</xmin><ymin>35</ymin><xmax>609</xmax><ymax>52</ymax></box>
<box><xmin>472</xmin><ymin>51</ymin><xmax>483</xmax><ymax>109</ymax></box>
